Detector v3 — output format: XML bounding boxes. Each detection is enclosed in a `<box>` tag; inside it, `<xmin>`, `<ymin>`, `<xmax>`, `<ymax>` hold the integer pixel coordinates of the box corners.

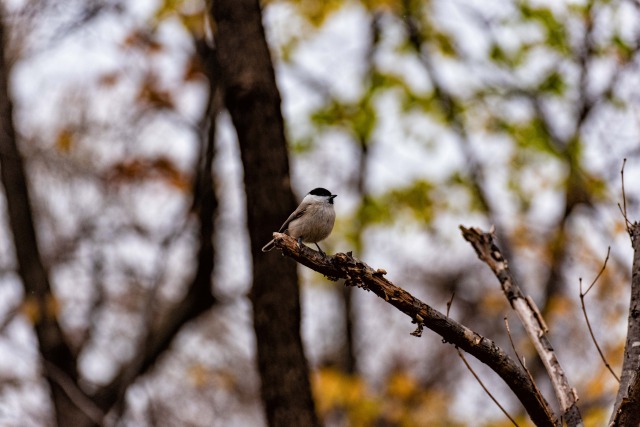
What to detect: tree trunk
<box><xmin>210</xmin><ymin>1</ymin><xmax>319</xmax><ymax>426</ymax></box>
<box><xmin>609</xmin><ymin>224</ymin><xmax>640</xmax><ymax>425</ymax></box>
<box><xmin>0</xmin><ymin>9</ymin><xmax>93</xmax><ymax>427</ymax></box>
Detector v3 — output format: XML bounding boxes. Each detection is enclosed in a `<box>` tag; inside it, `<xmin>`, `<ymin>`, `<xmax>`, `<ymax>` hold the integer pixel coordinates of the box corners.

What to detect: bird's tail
<box><xmin>261</xmin><ymin>240</ymin><xmax>275</xmax><ymax>252</ymax></box>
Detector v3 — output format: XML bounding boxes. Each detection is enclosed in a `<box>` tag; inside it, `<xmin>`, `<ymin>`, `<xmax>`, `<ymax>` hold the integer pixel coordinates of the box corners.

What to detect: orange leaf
<box><xmin>55</xmin><ymin>128</ymin><xmax>74</xmax><ymax>153</ymax></box>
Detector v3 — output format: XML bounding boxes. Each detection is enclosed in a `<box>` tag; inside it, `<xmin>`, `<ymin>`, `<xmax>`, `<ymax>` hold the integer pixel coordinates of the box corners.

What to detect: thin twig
<box><xmin>584</xmin><ymin>247</ymin><xmax>611</xmax><ymax>297</ymax></box>
<box><xmin>446</xmin><ymin>291</ymin><xmax>456</xmax><ymax>317</ymax></box>
<box><xmin>461</xmin><ymin>226</ymin><xmax>581</xmax><ymax>424</ymax></box>
<box><xmin>504</xmin><ymin>317</ymin><xmax>545</xmax><ymax>400</ymax></box>
<box><xmin>622</xmin><ymin>158</ymin><xmax>628</xmax><ymax>221</ymax></box>
<box><xmin>274</xmin><ymin>232</ymin><xmax>557</xmax><ymax>426</ymax></box>
<box><xmin>504</xmin><ymin>317</ymin><xmax>527</xmax><ymax>372</ymax></box>
<box><xmin>619</xmin><ymin>158</ymin><xmax>632</xmax><ymax>236</ymax></box>
<box><xmin>456</xmin><ymin>348</ymin><xmax>520</xmax><ymax>427</ymax></box>
<box><xmin>0</xmin><ymin>305</ymin><xmax>19</xmax><ymax>335</ymax></box>
<box><xmin>579</xmin><ymin>247</ymin><xmax>619</xmax><ymax>382</ymax></box>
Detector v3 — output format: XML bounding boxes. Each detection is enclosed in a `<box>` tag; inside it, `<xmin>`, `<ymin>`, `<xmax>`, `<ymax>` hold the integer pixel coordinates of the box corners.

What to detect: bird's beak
<box><xmin>330</xmin><ymin>195</ymin><xmax>337</xmax><ymax>201</ymax></box>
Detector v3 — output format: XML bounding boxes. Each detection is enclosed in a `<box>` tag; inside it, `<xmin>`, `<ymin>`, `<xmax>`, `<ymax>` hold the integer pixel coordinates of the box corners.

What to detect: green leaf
<box><xmin>352</xmin><ymin>180</ymin><xmax>436</xmax><ymax>229</ymax></box>
<box><xmin>432</xmin><ymin>29</ymin><xmax>457</xmax><ymax>57</ymax></box>
<box><xmin>518</xmin><ymin>3</ymin><xmax>569</xmax><ymax>55</ymax></box>
<box><xmin>612</xmin><ymin>34</ymin><xmax>634</xmax><ymax>63</ymax></box>
<box><xmin>538</xmin><ymin>70</ymin><xmax>566</xmax><ymax>95</ymax></box>
<box><xmin>310</xmin><ymin>94</ymin><xmax>378</xmax><ymax>141</ymax></box>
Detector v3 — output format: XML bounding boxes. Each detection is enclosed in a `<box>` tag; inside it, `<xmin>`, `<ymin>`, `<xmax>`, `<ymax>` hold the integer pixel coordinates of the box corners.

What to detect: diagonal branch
<box><xmin>94</xmin><ymin>40</ymin><xmax>221</xmax><ymax>417</ymax></box>
<box><xmin>456</xmin><ymin>348</ymin><xmax>519</xmax><ymax>427</ymax></box>
<box><xmin>579</xmin><ymin>247</ymin><xmax>619</xmax><ymax>383</ymax></box>
<box><xmin>460</xmin><ymin>226</ymin><xmax>582</xmax><ymax>426</ymax></box>
<box><xmin>272</xmin><ymin>233</ymin><xmax>557</xmax><ymax>427</ymax></box>
<box><xmin>504</xmin><ymin>317</ymin><xmax>544</xmax><ymax>402</ymax></box>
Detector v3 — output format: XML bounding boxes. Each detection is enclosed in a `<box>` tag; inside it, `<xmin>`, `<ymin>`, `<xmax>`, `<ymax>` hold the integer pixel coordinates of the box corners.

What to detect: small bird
<box><xmin>262</xmin><ymin>187</ymin><xmax>337</xmax><ymax>256</ymax></box>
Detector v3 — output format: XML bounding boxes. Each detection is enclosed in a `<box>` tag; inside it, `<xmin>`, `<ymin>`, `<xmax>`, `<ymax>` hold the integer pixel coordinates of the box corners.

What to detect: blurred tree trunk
<box><xmin>1</xmin><ymin>10</ymin><xmax>222</xmax><ymax>424</ymax></box>
<box><xmin>210</xmin><ymin>1</ymin><xmax>319</xmax><ymax>426</ymax></box>
<box><xmin>0</xmin><ymin>9</ymin><xmax>94</xmax><ymax>427</ymax></box>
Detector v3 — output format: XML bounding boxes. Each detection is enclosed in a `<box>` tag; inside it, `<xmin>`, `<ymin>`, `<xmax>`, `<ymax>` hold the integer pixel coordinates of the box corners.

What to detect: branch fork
<box><xmin>272</xmin><ymin>232</ymin><xmax>558</xmax><ymax>427</ymax></box>
<box><xmin>460</xmin><ymin>226</ymin><xmax>582</xmax><ymax>425</ymax></box>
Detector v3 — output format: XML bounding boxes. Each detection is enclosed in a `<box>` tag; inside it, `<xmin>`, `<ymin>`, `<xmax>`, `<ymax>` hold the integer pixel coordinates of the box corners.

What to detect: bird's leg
<box><xmin>314</xmin><ymin>243</ymin><xmax>326</xmax><ymax>257</ymax></box>
<box><xmin>297</xmin><ymin>237</ymin><xmax>303</xmax><ymax>248</ymax></box>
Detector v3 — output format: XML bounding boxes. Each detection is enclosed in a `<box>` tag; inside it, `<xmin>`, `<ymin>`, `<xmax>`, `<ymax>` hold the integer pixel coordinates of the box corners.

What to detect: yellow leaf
<box><xmin>313</xmin><ymin>367</ymin><xmax>379</xmax><ymax>425</ymax></box>
<box><xmin>482</xmin><ymin>292</ymin><xmax>509</xmax><ymax>314</ymax></box>
<box><xmin>21</xmin><ymin>297</ymin><xmax>41</xmax><ymax>324</ymax></box>
<box><xmin>46</xmin><ymin>295</ymin><xmax>61</xmax><ymax>318</ymax></box>
<box><xmin>546</xmin><ymin>294</ymin><xmax>573</xmax><ymax>316</ymax></box>
<box><xmin>386</xmin><ymin>371</ymin><xmax>417</xmax><ymax>399</ymax></box>
<box><xmin>20</xmin><ymin>295</ymin><xmax>59</xmax><ymax>324</ymax></box>
<box><xmin>188</xmin><ymin>364</ymin><xmax>209</xmax><ymax>388</ymax></box>
<box><xmin>55</xmin><ymin>128</ymin><xmax>74</xmax><ymax>153</ymax></box>
<box><xmin>180</xmin><ymin>11</ymin><xmax>207</xmax><ymax>38</ymax></box>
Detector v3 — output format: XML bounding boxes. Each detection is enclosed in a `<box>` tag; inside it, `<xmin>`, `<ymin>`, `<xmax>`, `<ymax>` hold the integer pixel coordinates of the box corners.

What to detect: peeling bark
<box><xmin>609</xmin><ymin>223</ymin><xmax>640</xmax><ymax>426</ymax></box>
<box><xmin>273</xmin><ymin>232</ymin><xmax>557</xmax><ymax>427</ymax></box>
<box><xmin>460</xmin><ymin>226</ymin><xmax>582</xmax><ymax>426</ymax></box>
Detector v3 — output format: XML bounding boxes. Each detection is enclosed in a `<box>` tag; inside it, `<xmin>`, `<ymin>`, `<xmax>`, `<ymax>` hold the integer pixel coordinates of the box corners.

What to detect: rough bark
<box><xmin>609</xmin><ymin>223</ymin><xmax>640</xmax><ymax>426</ymax></box>
<box><xmin>272</xmin><ymin>233</ymin><xmax>558</xmax><ymax>427</ymax></box>
<box><xmin>460</xmin><ymin>226</ymin><xmax>582</xmax><ymax>426</ymax></box>
<box><xmin>0</xmin><ymin>9</ymin><xmax>94</xmax><ymax>427</ymax></box>
<box><xmin>211</xmin><ymin>1</ymin><xmax>319</xmax><ymax>426</ymax></box>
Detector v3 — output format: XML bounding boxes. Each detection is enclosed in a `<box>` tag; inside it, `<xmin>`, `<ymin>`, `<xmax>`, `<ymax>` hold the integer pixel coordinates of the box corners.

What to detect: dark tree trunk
<box><xmin>210</xmin><ymin>1</ymin><xmax>319</xmax><ymax>426</ymax></box>
<box><xmin>610</xmin><ymin>224</ymin><xmax>640</xmax><ymax>425</ymax></box>
<box><xmin>0</xmin><ymin>10</ymin><xmax>93</xmax><ymax>427</ymax></box>
<box><xmin>1</xmin><ymin>12</ymin><xmax>222</xmax><ymax>423</ymax></box>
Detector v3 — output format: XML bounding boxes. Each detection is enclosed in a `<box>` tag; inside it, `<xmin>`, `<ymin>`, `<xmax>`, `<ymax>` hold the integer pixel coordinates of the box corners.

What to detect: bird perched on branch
<box><xmin>262</xmin><ymin>187</ymin><xmax>337</xmax><ymax>256</ymax></box>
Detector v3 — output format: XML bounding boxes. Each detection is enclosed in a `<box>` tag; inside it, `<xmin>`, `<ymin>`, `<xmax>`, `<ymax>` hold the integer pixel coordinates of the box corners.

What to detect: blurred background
<box><xmin>1</xmin><ymin>0</ymin><xmax>640</xmax><ymax>425</ymax></box>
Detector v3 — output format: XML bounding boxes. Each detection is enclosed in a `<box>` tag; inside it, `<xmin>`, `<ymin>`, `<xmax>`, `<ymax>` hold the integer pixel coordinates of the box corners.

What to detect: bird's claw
<box><xmin>314</xmin><ymin>243</ymin><xmax>327</xmax><ymax>257</ymax></box>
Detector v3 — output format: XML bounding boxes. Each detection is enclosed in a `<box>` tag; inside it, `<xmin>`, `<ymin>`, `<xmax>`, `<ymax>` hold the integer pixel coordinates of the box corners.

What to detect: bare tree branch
<box><xmin>579</xmin><ymin>247</ymin><xmax>619</xmax><ymax>383</ymax></box>
<box><xmin>446</xmin><ymin>292</ymin><xmax>456</xmax><ymax>317</ymax></box>
<box><xmin>456</xmin><ymin>348</ymin><xmax>520</xmax><ymax>427</ymax></box>
<box><xmin>94</xmin><ymin>41</ymin><xmax>221</xmax><ymax>418</ymax></box>
<box><xmin>42</xmin><ymin>360</ymin><xmax>104</xmax><ymax>425</ymax></box>
<box><xmin>618</xmin><ymin>158</ymin><xmax>632</xmax><ymax>237</ymax></box>
<box><xmin>272</xmin><ymin>233</ymin><xmax>557</xmax><ymax>427</ymax></box>
<box><xmin>0</xmin><ymin>7</ymin><xmax>89</xmax><ymax>426</ymax></box>
<box><xmin>609</xmin><ymin>223</ymin><xmax>640</xmax><ymax>426</ymax></box>
<box><xmin>460</xmin><ymin>226</ymin><xmax>582</xmax><ymax>426</ymax></box>
<box><xmin>504</xmin><ymin>317</ymin><xmax>544</xmax><ymax>403</ymax></box>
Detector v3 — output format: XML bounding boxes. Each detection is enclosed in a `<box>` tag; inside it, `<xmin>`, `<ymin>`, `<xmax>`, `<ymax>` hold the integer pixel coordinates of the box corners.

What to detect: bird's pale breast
<box><xmin>288</xmin><ymin>203</ymin><xmax>335</xmax><ymax>243</ymax></box>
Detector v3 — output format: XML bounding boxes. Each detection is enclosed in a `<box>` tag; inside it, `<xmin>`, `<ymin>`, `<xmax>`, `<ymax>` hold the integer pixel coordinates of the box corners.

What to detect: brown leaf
<box><xmin>136</xmin><ymin>78</ymin><xmax>174</xmax><ymax>109</ymax></box>
<box><xmin>55</xmin><ymin>128</ymin><xmax>74</xmax><ymax>153</ymax></box>
<box><xmin>106</xmin><ymin>156</ymin><xmax>190</xmax><ymax>190</ymax></box>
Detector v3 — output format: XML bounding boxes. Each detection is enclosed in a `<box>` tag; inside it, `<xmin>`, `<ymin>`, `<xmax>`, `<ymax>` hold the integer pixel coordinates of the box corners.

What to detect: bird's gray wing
<box><xmin>277</xmin><ymin>205</ymin><xmax>306</xmax><ymax>233</ymax></box>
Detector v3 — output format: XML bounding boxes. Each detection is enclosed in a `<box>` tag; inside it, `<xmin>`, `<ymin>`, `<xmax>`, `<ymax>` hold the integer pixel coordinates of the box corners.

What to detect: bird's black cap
<box><xmin>309</xmin><ymin>187</ymin><xmax>337</xmax><ymax>204</ymax></box>
<box><xmin>309</xmin><ymin>188</ymin><xmax>333</xmax><ymax>197</ymax></box>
